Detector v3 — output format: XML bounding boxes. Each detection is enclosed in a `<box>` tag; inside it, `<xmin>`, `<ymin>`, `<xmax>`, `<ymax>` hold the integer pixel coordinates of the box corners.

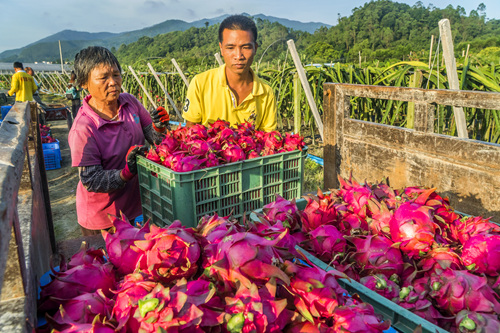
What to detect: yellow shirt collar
<box><xmin>217</xmin><ymin>64</ymin><xmax>265</xmax><ymax>97</ymax></box>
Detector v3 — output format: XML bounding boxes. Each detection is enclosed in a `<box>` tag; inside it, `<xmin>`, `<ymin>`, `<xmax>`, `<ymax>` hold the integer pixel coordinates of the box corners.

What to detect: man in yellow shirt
<box><xmin>8</xmin><ymin>62</ymin><xmax>38</xmax><ymax>102</ymax></box>
<box><xmin>183</xmin><ymin>15</ymin><xmax>277</xmax><ymax>132</ymax></box>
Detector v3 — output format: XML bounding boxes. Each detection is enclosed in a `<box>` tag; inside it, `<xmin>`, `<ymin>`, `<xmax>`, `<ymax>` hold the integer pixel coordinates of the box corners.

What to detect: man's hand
<box><xmin>120</xmin><ymin>145</ymin><xmax>148</xmax><ymax>181</ymax></box>
<box><xmin>150</xmin><ymin>106</ymin><xmax>170</xmax><ymax>132</ymax></box>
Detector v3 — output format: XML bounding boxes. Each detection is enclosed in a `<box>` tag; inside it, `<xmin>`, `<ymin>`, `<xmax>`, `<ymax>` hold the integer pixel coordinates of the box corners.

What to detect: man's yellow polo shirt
<box><xmin>182</xmin><ymin>65</ymin><xmax>277</xmax><ymax>132</ymax></box>
<box><xmin>8</xmin><ymin>71</ymin><xmax>37</xmax><ymax>102</ymax></box>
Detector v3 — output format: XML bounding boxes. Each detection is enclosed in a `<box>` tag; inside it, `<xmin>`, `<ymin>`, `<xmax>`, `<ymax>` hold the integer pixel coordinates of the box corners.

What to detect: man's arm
<box><xmin>7</xmin><ymin>74</ymin><xmax>18</xmax><ymax>96</ymax></box>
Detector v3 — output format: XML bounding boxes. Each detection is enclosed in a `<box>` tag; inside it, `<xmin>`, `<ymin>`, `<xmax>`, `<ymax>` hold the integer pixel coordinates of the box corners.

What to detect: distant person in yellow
<box><xmin>182</xmin><ymin>15</ymin><xmax>277</xmax><ymax>132</ymax></box>
<box><xmin>8</xmin><ymin>62</ymin><xmax>38</xmax><ymax>102</ymax></box>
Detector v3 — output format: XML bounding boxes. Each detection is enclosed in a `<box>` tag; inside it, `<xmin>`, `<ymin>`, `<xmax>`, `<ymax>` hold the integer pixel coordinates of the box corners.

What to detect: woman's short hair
<box><xmin>218</xmin><ymin>15</ymin><xmax>257</xmax><ymax>44</ymax></box>
<box><xmin>73</xmin><ymin>46</ymin><xmax>121</xmax><ymax>87</ymax></box>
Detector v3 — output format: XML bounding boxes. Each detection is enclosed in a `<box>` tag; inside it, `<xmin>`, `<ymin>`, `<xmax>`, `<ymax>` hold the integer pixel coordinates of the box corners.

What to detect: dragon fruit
<box><xmin>38</xmin><ymin>259</ymin><xmax>116</xmax><ymax>314</ymax></box>
<box><xmin>52</xmin><ymin>316</ymin><xmax>116</xmax><ymax>333</ymax></box>
<box><xmin>331</xmin><ymin>298</ymin><xmax>391</xmax><ymax>332</ymax></box>
<box><xmin>209</xmin><ymin>231</ymin><xmax>290</xmax><ymax>290</ymax></box>
<box><xmin>283</xmin><ymin>133</ymin><xmax>305</xmax><ymax>151</ymax></box>
<box><xmin>461</xmin><ymin>234</ymin><xmax>500</xmax><ymax>276</ymax></box>
<box><xmin>450</xmin><ymin>216</ymin><xmax>500</xmax><ymax>245</ymax></box>
<box><xmin>45</xmin><ymin>290</ymin><xmax>114</xmax><ymax>331</ymax></box>
<box><xmin>58</xmin><ymin>242</ymin><xmax>106</xmax><ymax>272</ymax></box>
<box><xmin>301</xmin><ymin>189</ymin><xmax>340</xmax><ymax>232</ymax></box>
<box><xmin>309</xmin><ymin>225</ymin><xmax>347</xmax><ymax>264</ymax></box>
<box><xmin>145</xmin><ymin>147</ymin><xmax>161</xmax><ymax>164</ymax></box>
<box><xmin>360</xmin><ymin>274</ymin><xmax>400</xmax><ymax>300</ymax></box>
<box><xmin>235</xmin><ymin>121</ymin><xmax>255</xmax><ymax>137</ymax></box>
<box><xmin>345</xmin><ymin>234</ymin><xmax>404</xmax><ymax>278</ymax></box>
<box><xmin>205</xmin><ymin>152</ymin><xmax>220</xmax><ymax>167</ymax></box>
<box><xmin>389</xmin><ymin>201</ymin><xmax>437</xmax><ymax>258</ymax></box>
<box><xmin>337</xmin><ymin>175</ymin><xmax>374</xmax><ymax>219</ymax></box>
<box><xmin>188</xmin><ymin>139</ymin><xmax>213</xmax><ymax>156</ymax></box>
<box><xmin>262</xmin><ymin>194</ymin><xmax>301</xmax><ymax>230</ymax></box>
<box><xmin>224</xmin><ymin>280</ymin><xmax>293</xmax><ymax>332</ymax></box>
<box><xmin>159</xmin><ymin>132</ymin><xmax>179</xmax><ymax>154</ymax></box>
<box><xmin>133</xmin><ymin>221</ymin><xmax>200</xmax><ymax>284</ymax></box>
<box><xmin>428</xmin><ymin>269</ymin><xmax>500</xmax><ymax>315</ymax></box>
<box><xmin>220</xmin><ymin>143</ymin><xmax>246</xmax><ymax>163</ymax></box>
<box><xmin>263</xmin><ymin>131</ymin><xmax>284</xmax><ymax>152</ymax></box>
<box><xmin>247</xmin><ymin>150</ymin><xmax>261</xmax><ymax>159</ymax></box>
<box><xmin>187</xmin><ymin>123</ymin><xmax>209</xmax><ymax>140</ymax></box>
<box><xmin>366</xmin><ymin>198</ymin><xmax>392</xmax><ymax>236</ymax></box>
<box><xmin>455</xmin><ymin>310</ymin><xmax>500</xmax><ymax>333</ymax></box>
<box><xmin>102</xmin><ymin>215</ymin><xmax>150</xmax><ymax>275</ymax></box>
<box><xmin>172</xmin><ymin>155</ymin><xmax>206</xmax><ymax>172</ymax></box>
<box><xmin>417</xmin><ymin>245</ymin><xmax>464</xmax><ymax>273</ymax></box>
<box><xmin>238</xmin><ymin>135</ymin><xmax>257</xmax><ymax>153</ymax></box>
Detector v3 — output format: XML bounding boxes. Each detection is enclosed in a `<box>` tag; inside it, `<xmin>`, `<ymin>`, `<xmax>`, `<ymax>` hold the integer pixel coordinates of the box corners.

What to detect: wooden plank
<box><xmin>439</xmin><ymin>19</ymin><xmax>468</xmax><ymax>138</ymax></box>
<box><xmin>332</xmin><ymin>83</ymin><xmax>500</xmax><ymax>110</ymax></box>
<box><xmin>147</xmin><ymin>63</ymin><xmax>182</xmax><ymax>119</ymax></box>
<box><xmin>323</xmin><ymin>83</ymin><xmax>500</xmax><ymax>220</ymax></box>
<box><xmin>214</xmin><ymin>53</ymin><xmax>224</xmax><ymax>66</ymax></box>
<box><xmin>287</xmin><ymin>39</ymin><xmax>324</xmax><ymax>140</ymax></box>
<box><xmin>171</xmin><ymin>59</ymin><xmax>190</xmax><ymax>88</ymax></box>
<box><xmin>128</xmin><ymin>66</ymin><xmax>157</xmax><ymax>109</ymax></box>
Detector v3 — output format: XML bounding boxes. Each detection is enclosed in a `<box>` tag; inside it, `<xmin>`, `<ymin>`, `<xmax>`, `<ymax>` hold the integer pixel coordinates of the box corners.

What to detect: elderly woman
<box><xmin>68</xmin><ymin>46</ymin><xmax>170</xmax><ymax>235</ymax></box>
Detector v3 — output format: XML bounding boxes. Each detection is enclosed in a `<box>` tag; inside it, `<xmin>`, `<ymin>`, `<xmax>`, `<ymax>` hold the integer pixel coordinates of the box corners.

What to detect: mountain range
<box><xmin>0</xmin><ymin>13</ymin><xmax>330</xmax><ymax>63</ymax></box>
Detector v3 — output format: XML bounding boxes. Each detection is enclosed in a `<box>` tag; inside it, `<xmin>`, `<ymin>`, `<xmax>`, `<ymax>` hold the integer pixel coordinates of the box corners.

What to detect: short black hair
<box><xmin>73</xmin><ymin>46</ymin><xmax>121</xmax><ymax>87</ymax></box>
<box><xmin>218</xmin><ymin>15</ymin><xmax>257</xmax><ymax>44</ymax></box>
<box><xmin>13</xmin><ymin>62</ymin><xmax>23</xmax><ymax>69</ymax></box>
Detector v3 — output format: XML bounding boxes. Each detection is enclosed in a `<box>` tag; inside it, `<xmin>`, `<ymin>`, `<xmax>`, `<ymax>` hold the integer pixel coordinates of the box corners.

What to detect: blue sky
<box><xmin>1</xmin><ymin>0</ymin><xmax>498</xmax><ymax>53</ymax></box>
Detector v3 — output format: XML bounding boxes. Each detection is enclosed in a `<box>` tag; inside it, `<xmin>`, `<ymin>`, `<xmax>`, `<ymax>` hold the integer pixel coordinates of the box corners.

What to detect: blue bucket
<box><xmin>1</xmin><ymin>105</ymin><xmax>12</xmax><ymax>120</ymax></box>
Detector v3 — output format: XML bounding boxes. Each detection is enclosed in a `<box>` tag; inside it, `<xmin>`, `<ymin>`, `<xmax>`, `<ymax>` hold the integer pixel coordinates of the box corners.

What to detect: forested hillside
<box><xmin>114</xmin><ymin>0</ymin><xmax>500</xmax><ymax>68</ymax></box>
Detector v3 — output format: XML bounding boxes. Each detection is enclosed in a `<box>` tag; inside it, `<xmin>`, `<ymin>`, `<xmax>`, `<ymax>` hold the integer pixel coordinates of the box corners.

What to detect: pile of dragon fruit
<box><xmin>290</xmin><ymin>175</ymin><xmax>500</xmax><ymax>332</ymax></box>
<box><xmin>145</xmin><ymin>120</ymin><xmax>305</xmax><ymax>172</ymax></box>
<box><xmin>37</xmin><ymin>214</ymin><xmax>391</xmax><ymax>332</ymax></box>
<box><xmin>40</xmin><ymin>124</ymin><xmax>56</xmax><ymax>143</ymax></box>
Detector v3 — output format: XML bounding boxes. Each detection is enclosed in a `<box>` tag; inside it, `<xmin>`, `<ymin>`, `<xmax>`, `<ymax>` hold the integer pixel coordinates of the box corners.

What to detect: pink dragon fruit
<box><xmin>220</xmin><ymin>143</ymin><xmax>246</xmax><ymax>163</ymax></box>
<box><xmin>247</xmin><ymin>149</ymin><xmax>261</xmax><ymax>159</ymax></box>
<box><xmin>450</xmin><ymin>216</ymin><xmax>500</xmax><ymax>245</ymax></box>
<box><xmin>428</xmin><ymin>269</ymin><xmax>500</xmax><ymax>315</ymax></box>
<box><xmin>336</xmin><ymin>210</ymin><xmax>369</xmax><ymax>235</ymax></box>
<box><xmin>282</xmin><ymin>261</ymin><xmax>348</xmax><ymax>321</ymax></box>
<box><xmin>455</xmin><ymin>310</ymin><xmax>500</xmax><ymax>333</ymax></box>
<box><xmin>417</xmin><ymin>245</ymin><xmax>463</xmax><ymax>274</ymax></box>
<box><xmin>162</xmin><ymin>151</ymin><xmax>185</xmax><ymax>169</ymax></box>
<box><xmin>301</xmin><ymin>189</ymin><xmax>340</xmax><ymax>232</ymax></box>
<box><xmin>337</xmin><ymin>175</ymin><xmax>374</xmax><ymax>219</ymax></box>
<box><xmin>366</xmin><ymin>198</ymin><xmax>392</xmax><ymax>236</ymax></box>
<box><xmin>332</xmin><ymin>298</ymin><xmax>391</xmax><ymax>332</ymax></box>
<box><xmin>398</xmin><ymin>298</ymin><xmax>446</xmax><ymax>326</ymax></box>
<box><xmin>209</xmin><ymin>231</ymin><xmax>290</xmax><ymax>290</ymax></box>
<box><xmin>38</xmin><ymin>260</ymin><xmax>116</xmax><ymax>314</ymax></box>
<box><xmin>58</xmin><ymin>242</ymin><xmax>106</xmax><ymax>272</ymax></box>
<box><xmin>389</xmin><ymin>201</ymin><xmax>437</xmax><ymax>258</ymax></box>
<box><xmin>187</xmin><ymin>123</ymin><xmax>209</xmax><ymax>140</ymax></box>
<box><xmin>461</xmin><ymin>234</ymin><xmax>500</xmax><ymax>276</ymax></box>
<box><xmin>344</xmin><ymin>234</ymin><xmax>404</xmax><ymax>279</ymax></box>
<box><xmin>145</xmin><ymin>147</ymin><xmax>162</xmax><ymax>164</ymax></box>
<box><xmin>205</xmin><ymin>152</ymin><xmax>220</xmax><ymax>167</ymax></box>
<box><xmin>309</xmin><ymin>225</ymin><xmax>347</xmax><ymax>264</ymax></box>
<box><xmin>224</xmin><ymin>280</ymin><xmax>293</xmax><ymax>333</ymax></box>
<box><xmin>248</xmin><ymin>219</ymin><xmax>303</xmax><ymax>260</ymax></box>
<box><xmin>45</xmin><ymin>290</ymin><xmax>114</xmax><ymax>331</ymax></box>
<box><xmin>235</xmin><ymin>121</ymin><xmax>255</xmax><ymax>137</ymax></box>
<box><xmin>360</xmin><ymin>274</ymin><xmax>400</xmax><ymax>300</ymax></box>
<box><xmin>52</xmin><ymin>316</ymin><xmax>116</xmax><ymax>333</ymax></box>
<box><xmin>215</xmin><ymin>127</ymin><xmax>238</xmax><ymax>144</ymax></box>
<box><xmin>370</xmin><ymin>179</ymin><xmax>401</xmax><ymax>210</ymax></box>
<box><xmin>133</xmin><ymin>221</ymin><xmax>201</xmax><ymax>284</ymax></box>
<box><xmin>283</xmin><ymin>133</ymin><xmax>305</xmax><ymax>151</ymax></box>
<box><xmin>188</xmin><ymin>139</ymin><xmax>213</xmax><ymax>156</ymax></box>
<box><xmin>237</xmin><ymin>135</ymin><xmax>257</xmax><ymax>153</ymax></box>
<box><xmin>172</xmin><ymin>155</ymin><xmax>206</xmax><ymax>172</ymax></box>
<box><xmin>208</xmin><ymin>119</ymin><xmax>231</xmax><ymax>135</ymax></box>
<box><xmin>102</xmin><ymin>215</ymin><xmax>150</xmax><ymax>275</ymax></box>
<box><xmin>159</xmin><ymin>132</ymin><xmax>179</xmax><ymax>154</ymax></box>
<box><xmin>262</xmin><ymin>194</ymin><xmax>301</xmax><ymax>230</ymax></box>
<box><xmin>112</xmin><ymin>272</ymin><xmax>157</xmax><ymax>331</ymax></box>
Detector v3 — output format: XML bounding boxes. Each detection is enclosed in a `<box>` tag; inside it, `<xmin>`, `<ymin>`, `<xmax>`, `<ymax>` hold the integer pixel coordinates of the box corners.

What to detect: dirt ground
<box><xmin>44</xmin><ymin>119</ymin><xmax>81</xmax><ymax>243</ymax></box>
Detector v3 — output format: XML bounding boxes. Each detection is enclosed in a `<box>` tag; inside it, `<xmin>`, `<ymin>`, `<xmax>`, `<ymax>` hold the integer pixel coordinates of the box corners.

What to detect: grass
<box><xmin>303</xmin><ymin>158</ymin><xmax>323</xmax><ymax>194</ymax></box>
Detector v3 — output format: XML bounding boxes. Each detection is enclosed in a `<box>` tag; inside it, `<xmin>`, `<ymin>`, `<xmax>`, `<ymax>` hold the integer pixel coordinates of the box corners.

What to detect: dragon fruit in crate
<box><xmin>360</xmin><ymin>274</ymin><xmax>400</xmax><ymax>300</ymax></box>
<box><xmin>133</xmin><ymin>221</ymin><xmax>201</xmax><ymax>284</ymax></box>
<box><xmin>389</xmin><ymin>200</ymin><xmax>437</xmax><ymax>258</ymax></box>
<box><xmin>102</xmin><ymin>215</ymin><xmax>150</xmax><ymax>276</ymax></box>
<box><xmin>455</xmin><ymin>310</ymin><xmax>500</xmax><ymax>333</ymax></box>
<box><xmin>461</xmin><ymin>234</ymin><xmax>500</xmax><ymax>276</ymax></box>
<box><xmin>262</xmin><ymin>194</ymin><xmax>301</xmax><ymax>230</ymax></box>
<box><xmin>428</xmin><ymin>268</ymin><xmax>500</xmax><ymax>315</ymax></box>
<box><xmin>332</xmin><ymin>298</ymin><xmax>391</xmax><ymax>332</ymax></box>
<box><xmin>301</xmin><ymin>189</ymin><xmax>341</xmax><ymax>232</ymax></box>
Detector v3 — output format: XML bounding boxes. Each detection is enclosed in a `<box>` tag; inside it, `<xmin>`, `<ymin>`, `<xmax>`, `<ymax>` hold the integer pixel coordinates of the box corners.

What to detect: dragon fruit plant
<box><xmin>38</xmin><ymin>212</ymin><xmax>390</xmax><ymax>333</ymax></box>
<box><xmin>298</xmin><ymin>174</ymin><xmax>500</xmax><ymax>332</ymax></box>
<box><xmin>145</xmin><ymin>120</ymin><xmax>305</xmax><ymax>172</ymax></box>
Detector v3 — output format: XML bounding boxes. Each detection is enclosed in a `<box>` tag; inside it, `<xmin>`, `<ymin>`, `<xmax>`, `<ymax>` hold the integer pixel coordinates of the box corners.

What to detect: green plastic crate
<box><xmin>137</xmin><ymin>147</ymin><xmax>307</xmax><ymax>227</ymax></box>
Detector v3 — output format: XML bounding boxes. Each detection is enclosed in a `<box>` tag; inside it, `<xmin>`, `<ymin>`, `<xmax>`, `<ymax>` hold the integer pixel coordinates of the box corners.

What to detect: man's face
<box><xmin>83</xmin><ymin>64</ymin><xmax>122</xmax><ymax>103</ymax></box>
<box><xmin>219</xmin><ymin>29</ymin><xmax>258</xmax><ymax>76</ymax></box>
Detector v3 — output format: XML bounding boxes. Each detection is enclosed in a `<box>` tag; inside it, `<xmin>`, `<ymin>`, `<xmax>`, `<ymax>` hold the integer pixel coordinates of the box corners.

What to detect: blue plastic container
<box><xmin>1</xmin><ymin>105</ymin><xmax>12</xmax><ymax>119</ymax></box>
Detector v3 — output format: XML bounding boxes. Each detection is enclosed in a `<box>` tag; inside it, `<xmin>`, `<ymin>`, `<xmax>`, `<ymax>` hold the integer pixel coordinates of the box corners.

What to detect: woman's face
<box><xmin>83</xmin><ymin>63</ymin><xmax>122</xmax><ymax>103</ymax></box>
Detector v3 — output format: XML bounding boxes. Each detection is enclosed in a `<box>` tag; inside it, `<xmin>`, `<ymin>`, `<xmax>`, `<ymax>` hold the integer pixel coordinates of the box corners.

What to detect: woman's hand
<box><xmin>120</xmin><ymin>145</ymin><xmax>148</xmax><ymax>181</ymax></box>
<box><xmin>150</xmin><ymin>106</ymin><xmax>170</xmax><ymax>132</ymax></box>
